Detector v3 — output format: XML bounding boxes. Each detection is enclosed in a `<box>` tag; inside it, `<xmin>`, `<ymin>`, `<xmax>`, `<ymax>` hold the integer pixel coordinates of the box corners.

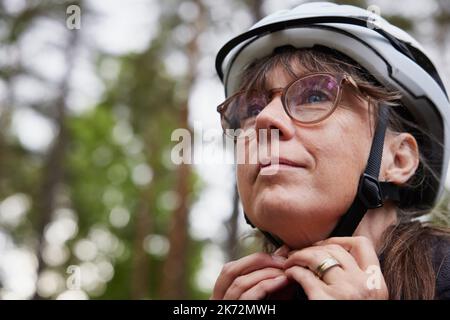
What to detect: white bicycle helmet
<box><xmin>215</xmin><ymin>2</ymin><xmax>450</xmax><ymax>241</ymax></box>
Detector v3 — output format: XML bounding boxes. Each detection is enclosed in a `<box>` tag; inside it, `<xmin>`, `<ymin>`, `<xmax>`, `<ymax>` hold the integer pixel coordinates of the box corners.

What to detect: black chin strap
<box><xmin>329</xmin><ymin>104</ymin><xmax>395</xmax><ymax>237</ymax></box>
<box><xmin>244</xmin><ymin>103</ymin><xmax>401</xmax><ymax>246</ymax></box>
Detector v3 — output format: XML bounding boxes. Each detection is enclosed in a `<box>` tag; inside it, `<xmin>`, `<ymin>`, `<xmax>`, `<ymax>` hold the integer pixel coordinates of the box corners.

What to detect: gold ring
<box><xmin>315</xmin><ymin>257</ymin><xmax>341</xmax><ymax>279</ymax></box>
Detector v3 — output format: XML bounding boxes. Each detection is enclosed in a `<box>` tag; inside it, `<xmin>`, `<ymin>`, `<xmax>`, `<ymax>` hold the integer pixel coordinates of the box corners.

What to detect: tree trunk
<box><xmin>159</xmin><ymin>0</ymin><xmax>206</xmax><ymax>299</ymax></box>
<box><xmin>225</xmin><ymin>181</ymin><xmax>241</xmax><ymax>261</ymax></box>
<box><xmin>33</xmin><ymin>28</ymin><xmax>79</xmax><ymax>300</ymax></box>
<box><xmin>130</xmin><ymin>186</ymin><xmax>153</xmax><ymax>299</ymax></box>
<box><xmin>159</xmin><ymin>153</ymin><xmax>191</xmax><ymax>298</ymax></box>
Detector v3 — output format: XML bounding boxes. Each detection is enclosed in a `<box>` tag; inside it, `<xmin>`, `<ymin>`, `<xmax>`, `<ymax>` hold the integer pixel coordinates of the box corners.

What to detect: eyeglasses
<box><xmin>217</xmin><ymin>72</ymin><xmax>361</xmax><ymax>138</ymax></box>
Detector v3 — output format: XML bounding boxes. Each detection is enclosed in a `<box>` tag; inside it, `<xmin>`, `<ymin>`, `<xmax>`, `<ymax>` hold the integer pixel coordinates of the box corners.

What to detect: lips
<box><xmin>258</xmin><ymin>157</ymin><xmax>305</xmax><ymax>170</ymax></box>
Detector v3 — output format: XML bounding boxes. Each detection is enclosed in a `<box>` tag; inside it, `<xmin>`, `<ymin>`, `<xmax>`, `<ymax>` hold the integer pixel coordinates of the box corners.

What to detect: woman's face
<box><xmin>236</xmin><ymin>66</ymin><xmax>376</xmax><ymax>249</ymax></box>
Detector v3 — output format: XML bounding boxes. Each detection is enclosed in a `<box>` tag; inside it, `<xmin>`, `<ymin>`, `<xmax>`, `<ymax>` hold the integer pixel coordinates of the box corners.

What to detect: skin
<box><xmin>211</xmin><ymin>65</ymin><xmax>419</xmax><ymax>300</ymax></box>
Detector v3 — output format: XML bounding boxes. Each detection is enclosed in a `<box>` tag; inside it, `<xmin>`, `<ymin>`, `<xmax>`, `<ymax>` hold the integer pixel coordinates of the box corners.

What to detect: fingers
<box><xmin>211</xmin><ymin>252</ymin><xmax>286</xmax><ymax>300</ymax></box>
<box><xmin>238</xmin><ymin>275</ymin><xmax>289</xmax><ymax>300</ymax></box>
<box><xmin>284</xmin><ymin>238</ymin><xmax>387</xmax><ymax>299</ymax></box>
<box><xmin>212</xmin><ymin>236</ymin><xmax>384</xmax><ymax>300</ymax></box>
<box><xmin>314</xmin><ymin>236</ymin><xmax>379</xmax><ymax>270</ymax></box>
<box><xmin>284</xmin><ymin>266</ymin><xmax>329</xmax><ymax>299</ymax></box>
<box><xmin>273</xmin><ymin>245</ymin><xmax>290</xmax><ymax>258</ymax></box>
<box><xmin>285</xmin><ymin>246</ymin><xmax>347</xmax><ymax>284</ymax></box>
<box><xmin>223</xmin><ymin>267</ymin><xmax>285</xmax><ymax>300</ymax></box>
<box><xmin>319</xmin><ymin>243</ymin><xmax>359</xmax><ymax>271</ymax></box>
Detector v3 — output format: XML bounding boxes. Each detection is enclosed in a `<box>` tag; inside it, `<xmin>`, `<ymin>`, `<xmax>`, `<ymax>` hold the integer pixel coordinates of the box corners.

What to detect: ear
<box><xmin>382</xmin><ymin>132</ymin><xmax>419</xmax><ymax>184</ymax></box>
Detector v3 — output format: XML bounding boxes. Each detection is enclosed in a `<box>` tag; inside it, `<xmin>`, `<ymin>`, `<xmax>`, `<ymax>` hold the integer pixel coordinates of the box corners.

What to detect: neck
<box><xmin>353</xmin><ymin>202</ymin><xmax>398</xmax><ymax>253</ymax></box>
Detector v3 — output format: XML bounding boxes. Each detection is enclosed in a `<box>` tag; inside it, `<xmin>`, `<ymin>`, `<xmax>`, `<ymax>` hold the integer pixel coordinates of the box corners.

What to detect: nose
<box><xmin>254</xmin><ymin>96</ymin><xmax>296</xmax><ymax>141</ymax></box>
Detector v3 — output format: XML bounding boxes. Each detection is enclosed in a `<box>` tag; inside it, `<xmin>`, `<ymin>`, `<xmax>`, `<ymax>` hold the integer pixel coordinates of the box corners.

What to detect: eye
<box><xmin>238</xmin><ymin>101</ymin><xmax>264</xmax><ymax>129</ymax></box>
<box><xmin>243</xmin><ymin>97</ymin><xmax>266</xmax><ymax>119</ymax></box>
<box><xmin>305</xmin><ymin>90</ymin><xmax>330</xmax><ymax>104</ymax></box>
<box><xmin>248</xmin><ymin>104</ymin><xmax>263</xmax><ymax>117</ymax></box>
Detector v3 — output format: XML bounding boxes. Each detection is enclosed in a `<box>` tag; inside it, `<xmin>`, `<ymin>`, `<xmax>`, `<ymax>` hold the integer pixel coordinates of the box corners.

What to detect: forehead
<box><xmin>244</xmin><ymin>56</ymin><xmax>312</xmax><ymax>92</ymax></box>
<box><xmin>265</xmin><ymin>67</ymin><xmax>297</xmax><ymax>89</ymax></box>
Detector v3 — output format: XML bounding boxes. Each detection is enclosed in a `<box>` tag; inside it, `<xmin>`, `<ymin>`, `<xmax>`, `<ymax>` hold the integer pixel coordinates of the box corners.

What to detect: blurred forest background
<box><xmin>0</xmin><ymin>0</ymin><xmax>450</xmax><ymax>299</ymax></box>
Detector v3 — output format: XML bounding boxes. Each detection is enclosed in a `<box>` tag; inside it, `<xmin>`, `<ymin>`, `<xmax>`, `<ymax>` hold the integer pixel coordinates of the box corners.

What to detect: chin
<box><xmin>282</xmin><ymin>236</ymin><xmax>317</xmax><ymax>250</ymax></box>
<box><xmin>267</xmin><ymin>217</ymin><xmax>337</xmax><ymax>250</ymax></box>
<box><xmin>248</xmin><ymin>190</ymin><xmax>341</xmax><ymax>246</ymax></box>
<box><xmin>252</xmin><ymin>186</ymin><xmax>295</xmax><ymax>215</ymax></box>
<box><xmin>252</xmin><ymin>185</ymin><xmax>314</xmax><ymax>215</ymax></box>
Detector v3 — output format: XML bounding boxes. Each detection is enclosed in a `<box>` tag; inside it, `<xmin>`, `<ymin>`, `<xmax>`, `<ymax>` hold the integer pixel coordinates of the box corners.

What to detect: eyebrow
<box><xmin>263</xmin><ymin>65</ymin><xmax>311</xmax><ymax>91</ymax></box>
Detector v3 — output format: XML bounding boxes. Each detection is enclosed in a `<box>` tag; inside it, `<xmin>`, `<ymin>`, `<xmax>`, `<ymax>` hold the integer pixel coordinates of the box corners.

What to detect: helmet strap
<box><xmin>329</xmin><ymin>104</ymin><xmax>398</xmax><ymax>237</ymax></box>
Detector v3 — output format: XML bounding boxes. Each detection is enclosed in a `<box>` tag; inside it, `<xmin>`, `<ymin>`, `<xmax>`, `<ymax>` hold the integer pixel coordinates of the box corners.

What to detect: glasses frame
<box><xmin>217</xmin><ymin>72</ymin><xmax>362</xmax><ymax>134</ymax></box>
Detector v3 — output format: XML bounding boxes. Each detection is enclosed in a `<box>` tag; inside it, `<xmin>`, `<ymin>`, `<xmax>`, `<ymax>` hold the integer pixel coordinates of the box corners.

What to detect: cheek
<box><xmin>236</xmin><ymin>164</ymin><xmax>245</xmax><ymax>188</ymax></box>
<box><xmin>307</xmin><ymin>115</ymin><xmax>372</xmax><ymax>194</ymax></box>
<box><xmin>322</xmin><ymin>111</ymin><xmax>371</xmax><ymax>165</ymax></box>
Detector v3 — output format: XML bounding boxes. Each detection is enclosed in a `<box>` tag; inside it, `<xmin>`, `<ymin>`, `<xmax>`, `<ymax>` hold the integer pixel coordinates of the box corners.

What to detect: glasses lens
<box><xmin>285</xmin><ymin>74</ymin><xmax>339</xmax><ymax>123</ymax></box>
<box><xmin>219</xmin><ymin>90</ymin><xmax>267</xmax><ymax>136</ymax></box>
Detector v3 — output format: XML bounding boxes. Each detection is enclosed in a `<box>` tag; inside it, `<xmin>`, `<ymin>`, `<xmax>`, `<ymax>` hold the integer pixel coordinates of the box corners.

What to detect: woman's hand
<box><xmin>210</xmin><ymin>246</ymin><xmax>290</xmax><ymax>300</ymax></box>
<box><xmin>284</xmin><ymin>236</ymin><xmax>389</xmax><ymax>300</ymax></box>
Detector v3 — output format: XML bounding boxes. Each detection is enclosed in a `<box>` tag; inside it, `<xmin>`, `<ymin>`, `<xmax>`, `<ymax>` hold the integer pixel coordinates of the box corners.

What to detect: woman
<box><xmin>212</xmin><ymin>2</ymin><xmax>450</xmax><ymax>299</ymax></box>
